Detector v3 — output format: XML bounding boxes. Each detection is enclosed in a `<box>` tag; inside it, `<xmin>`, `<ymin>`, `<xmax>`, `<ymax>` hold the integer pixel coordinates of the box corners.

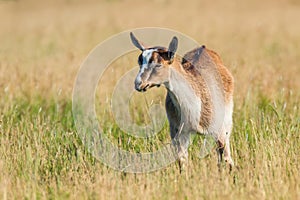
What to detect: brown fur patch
<box><xmin>171</xmin><ymin>57</ymin><xmax>213</xmax><ymax>130</ymax></box>
<box><xmin>181</xmin><ymin>47</ymin><xmax>234</xmax><ymax>103</ymax></box>
<box><xmin>177</xmin><ymin>46</ymin><xmax>234</xmax><ymax>130</ymax></box>
<box><xmin>206</xmin><ymin>49</ymin><xmax>234</xmax><ymax>103</ymax></box>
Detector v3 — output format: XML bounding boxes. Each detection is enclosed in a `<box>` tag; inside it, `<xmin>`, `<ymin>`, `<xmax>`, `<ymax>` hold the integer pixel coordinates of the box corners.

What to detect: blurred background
<box><xmin>0</xmin><ymin>0</ymin><xmax>299</xmax><ymax>199</ymax></box>
<box><xmin>1</xmin><ymin>0</ymin><xmax>299</xmax><ymax>100</ymax></box>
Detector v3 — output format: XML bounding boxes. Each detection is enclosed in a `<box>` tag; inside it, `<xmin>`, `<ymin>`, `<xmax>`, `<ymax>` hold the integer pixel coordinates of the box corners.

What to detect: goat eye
<box><xmin>155</xmin><ymin>64</ymin><xmax>162</xmax><ymax>68</ymax></box>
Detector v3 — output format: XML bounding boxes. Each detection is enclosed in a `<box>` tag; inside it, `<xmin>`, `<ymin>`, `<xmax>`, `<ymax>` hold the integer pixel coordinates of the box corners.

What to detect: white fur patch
<box><xmin>142</xmin><ymin>49</ymin><xmax>156</xmax><ymax>66</ymax></box>
<box><xmin>136</xmin><ymin>49</ymin><xmax>156</xmax><ymax>83</ymax></box>
<box><xmin>166</xmin><ymin>68</ymin><xmax>202</xmax><ymax>132</ymax></box>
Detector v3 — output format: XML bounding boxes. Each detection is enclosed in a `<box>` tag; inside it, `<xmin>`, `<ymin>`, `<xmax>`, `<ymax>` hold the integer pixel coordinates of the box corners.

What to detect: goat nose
<box><xmin>135</xmin><ymin>80</ymin><xmax>142</xmax><ymax>91</ymax></box>
<box><xmin>135</xmin><ymin>85</ymin><xmax>142</xmax><ymax>92</ymax></box>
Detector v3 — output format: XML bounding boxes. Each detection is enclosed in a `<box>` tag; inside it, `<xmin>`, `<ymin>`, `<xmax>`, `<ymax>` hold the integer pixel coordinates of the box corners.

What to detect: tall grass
<box><xmin>0</xmin><ymin>0</ymin><xmax>299</xmax><ymax>199</ymax></box>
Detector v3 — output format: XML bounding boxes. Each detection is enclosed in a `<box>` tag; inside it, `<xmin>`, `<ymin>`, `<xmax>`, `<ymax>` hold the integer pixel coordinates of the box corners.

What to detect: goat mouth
<box><xmin>141</xmin><ymin>83</ymin><xmax>150</xmax><ymax>92</ymax></box>
<box><xmin>140</xmin><ymin>83</ymin><xmax>160</xmax><ymax>92</ymax></box>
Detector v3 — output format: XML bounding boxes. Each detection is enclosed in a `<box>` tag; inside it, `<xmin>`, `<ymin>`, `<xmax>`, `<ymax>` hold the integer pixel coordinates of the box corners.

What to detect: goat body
<box><xmin>130</xmin><ymin>32</ymin><xmax>234</xmax><ymax>171</ymax></box>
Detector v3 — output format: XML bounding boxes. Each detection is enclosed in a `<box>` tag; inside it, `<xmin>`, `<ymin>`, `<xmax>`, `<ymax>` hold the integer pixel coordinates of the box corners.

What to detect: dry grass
<box><xmin>0</xmin><ymin>0</ymin><xmax>299</xmax><ymax>199</ymax></box>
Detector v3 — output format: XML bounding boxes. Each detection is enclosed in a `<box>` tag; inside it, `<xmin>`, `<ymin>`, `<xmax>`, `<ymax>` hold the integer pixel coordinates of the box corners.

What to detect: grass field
<box><xmin>0</xmin><ymin>0</ymin><xmax>299</xmax><ymax>199</ymax></box>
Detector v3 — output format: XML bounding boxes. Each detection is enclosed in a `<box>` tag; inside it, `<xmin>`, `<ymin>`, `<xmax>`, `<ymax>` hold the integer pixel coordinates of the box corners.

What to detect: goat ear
<box><xmin>130</xmin><ymin>32</ymin><xmax>145</xmax><ymax>51</ymax></box>
<box><xmin>168</xmin><ymin>36</ymin><xmax>178</xmax><ymax>61</ymax></box>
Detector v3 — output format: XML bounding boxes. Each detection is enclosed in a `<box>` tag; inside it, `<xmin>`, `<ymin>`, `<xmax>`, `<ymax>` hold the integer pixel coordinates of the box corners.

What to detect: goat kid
<box><xmin>130</xmin><ymin>32</ymin><xmax>234</xmax><ymax>172</ymax></box>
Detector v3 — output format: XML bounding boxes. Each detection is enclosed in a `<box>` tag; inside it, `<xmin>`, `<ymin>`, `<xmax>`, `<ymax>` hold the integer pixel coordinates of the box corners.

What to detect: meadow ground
<box><xmin>0</xmin><ymin>0</ymin><xmax>299</xmax><ymax>199</ymax></box>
